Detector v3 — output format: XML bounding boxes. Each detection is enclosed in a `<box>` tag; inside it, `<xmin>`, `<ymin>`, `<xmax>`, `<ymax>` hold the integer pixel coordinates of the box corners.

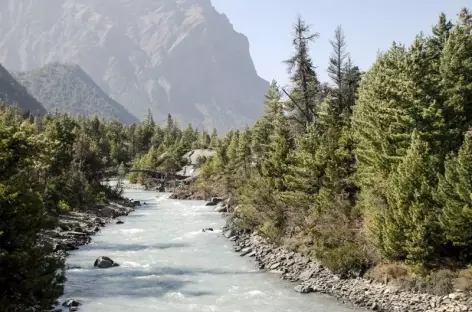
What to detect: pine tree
<box><xmin>199</xmin><ymin>130</ymin><xmax>211</xmax><ymax>149</ymax></box>
<box><xmin>429</xmin><ymin>13</ymin><xmax>453</xmax><ymax>62</ymax></box>
<box><xmin>282</xmin><ymin>122</ymin><xmax>322</xmax><ymax>213</ymax></box>
<box><xmin>237</xmin><ymin>126</ymin><xmax>252</xmax><ymax>177</ymax></box>
<box><xmin>328</xmin><ymin>25</ymin><xmax>348</xmax><ymax>113</ymax></box>
<box><xmin>252</xmin><ymin>80</ymin><xmax>282</xmax><ymax>170</ymax></box>
<box><xmin>438</xmin><ymin>130</ymin><xmax>472</xmax><ymax>259</ymax></box>
<box><xmin>439</xmin><ymin>8</ymin><xmax>472</xmax><ymax>153</ymax></box>
<box><xmin>284</xmin><ymin>16</ymin><xmax>320</xmax><ymax>128</ymax></box>
<box><xmin>226</xmin><ymin>130</ymin><xmax>240</xmax><ymax>170</ymax></box>
<box><xmin>181</xmin><ymin>123</ymin><xmax>197</xmax><ymax>150</ymax></box>
<box><xmin>261</xmin><ymin>110</ymin><xmax>293</xmax><ymax>191</ymax></box>
<box><xmin>209</xmin><ymin>128</ymin><xmax>219</xmax><ymax>149</ymax></box>
<box><xmin>382</xmin><ymin>132</ymin><xmax>440</xmax><ymax>264</ymax></box>
<box><xmin>353</xmin><ymin>43</ymin><xmax>426</xmax><ymax>213</ymax></box>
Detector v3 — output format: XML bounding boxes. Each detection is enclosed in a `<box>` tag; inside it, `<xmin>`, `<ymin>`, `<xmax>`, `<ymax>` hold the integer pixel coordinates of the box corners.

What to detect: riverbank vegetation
<box><xmin>0</xmin><ymin>106</ymin><xmax>148</xmax><ymax>310</ymax></box>
<box><xmin>195</xmin><ymin>8</ymin><xmax>472</xmax><ymax>294</ymax></box>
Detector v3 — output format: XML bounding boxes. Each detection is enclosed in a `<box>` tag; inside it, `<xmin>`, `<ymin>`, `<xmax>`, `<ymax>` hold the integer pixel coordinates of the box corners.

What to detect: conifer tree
<box><xmin>328</xmin><ymin>25</ymin><xmax>348</xmax><ymax>113</ymax></box>
<box><xmin>438</xmin><ymin>130</ymin><xmax>472</xmax><ymax>259</ymax></box>
<box><xmin>261</xmin><ymin>110</ymin><xmax>293</xmax><ymax>191</ymax></box>
<box><xmin>226</xmin><ymin>130</ymin><xmax>240</xmax><ymax>170</ymax></box>
<box><xmin>284</xmin><ymin>16</ymin><xmax>320</xmax><ymax>128</ymax></box>
<box><xmin>209</xmin><ymin>128</ymin><xmax>219</xmax><ymax>149</ymax></box>
<box><xmin>383</xmin><ymin>132</ymin><xmax>440</xmax><ymax>264</ymax></box>
<box><xmin>237</xmin><ymin>126</ymin><xmax>252</xmax><ymax>177</ymax></box>
<box><xmin>252</xmin><ymin>80</ymin><xmax>282</xmax><ymax>170</ymax></box>
<box><xmin>439</xmin><ymin>8</ymin><xmax>472</xmax><ymax>153</ymax></box>
<box><xmin>199</xmin><ymin>130</ymin><xmax>211</xmax><ymax>149</ymax></box>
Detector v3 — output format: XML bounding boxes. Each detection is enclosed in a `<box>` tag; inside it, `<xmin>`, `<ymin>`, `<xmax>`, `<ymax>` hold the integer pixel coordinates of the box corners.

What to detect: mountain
<box><xmin>0</xmin><ymin>0</ymin><xmax>269</xmax><ymax>132</ymax></box>
<box><xmin>0</xmin><ymin>64</ymin><xmax>46</xmax><ymax>115</ymax></box>
<box><xmin>15</xmin><ymin>63</ymin><xmax>139</xmax><ymax>124</ymax></box>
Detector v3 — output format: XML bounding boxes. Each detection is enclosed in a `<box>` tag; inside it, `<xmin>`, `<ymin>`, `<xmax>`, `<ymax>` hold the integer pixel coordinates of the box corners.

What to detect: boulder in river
<box><xmin>133</xmin><ymin>200</ymin><xmax>141</xmax><ymax>206</ymax></box>
<box><xmin>116</xmin><ymin>220</ymin><xmax>124</xmax><ymax>224</ymax></box>
<box><xmin>223</xmin><ymin>229</ymin><xmax>236</xmax><ymax>238</ymax></box>
<box><xmin>214</xmin><ymin>204</ymin><xmax>228</xmax><ymax>213</ymax></box>
<box><xmin>201</xmin><ymin>228</ymin><xmax>214</xmax><ymax>232</ymax></box>
<box><xmin>62</xmin><ymin>299</ymin><xmax>81</xmax><ymax>308</ymax></box>
<box><xmin>294</xmin><ymin>284</ymin><xmax>314</xmax><ymax>294</ymax></box>
<box><xmin>94</xmin><ymin>256</ymin><xmax>119</xmax><ymax>268</ymax></box>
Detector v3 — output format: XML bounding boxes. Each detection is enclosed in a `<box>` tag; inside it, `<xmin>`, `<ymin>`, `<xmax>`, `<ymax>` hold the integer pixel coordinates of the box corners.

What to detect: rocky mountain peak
<box><xmin>0</xmin><ymin>0</ymin><xmax>268</xmax><ymax>132</ymax></box>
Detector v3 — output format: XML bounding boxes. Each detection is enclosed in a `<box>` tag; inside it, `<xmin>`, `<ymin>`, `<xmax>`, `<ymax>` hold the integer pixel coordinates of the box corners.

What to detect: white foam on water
<box><xmin>120</xmin><ymin>228</ymin><xmax>144</xmax><ymax>234</ymax></box>
<box><xmin>121</xmin><ymin>261</ymin><xmax>151</xmax><ymax>269</ymax></box>
<box><xmin>245</xmin><ymin>290</ymin><xmax>265</xmax><ymax>297</ymax></box>
<box><xmin>135</xmin><ymin>274</ymin><xmax>160</xmax><ymax>280</ymax></box>
<box><xmin>182</xmin><ymin>230</ymin><xmax>203</xmax><ymax>238</ymax></box>
<box><xmin>164</xmin><ymin>291</ymin><xmax>185</xmax><ymax>300</ymax></box>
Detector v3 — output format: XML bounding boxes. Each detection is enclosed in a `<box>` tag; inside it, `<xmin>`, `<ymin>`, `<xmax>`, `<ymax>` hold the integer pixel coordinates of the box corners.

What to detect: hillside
<box><xmin>15</xmin><ymin>63</ymin><xmax>139</xmax><ymax>124</ymax></box>
<box><xmin>0</xmin><ymin>0</ymin><xmax>269</xmax><ymax>132</ymax></box>
<box><xmin>0</xmin><ymin>64</ymin><xmax>46</xmax><ymax>115</ymax></box>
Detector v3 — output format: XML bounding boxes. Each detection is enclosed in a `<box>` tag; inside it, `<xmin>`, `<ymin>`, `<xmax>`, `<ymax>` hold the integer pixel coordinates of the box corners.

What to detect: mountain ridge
<box><xmin>0</xmin><ymin>63</ymin><xmax>46</xmax><ymax>115</ymax></box>
<box><xmin>0</xmin><ymin>0</ymin><xmax>269</xmax><ymax>132</ymax></box>
<box><xmin>14</xmin><ymin>62</ymin><xmax>140</xmax><ymax>124</ymax></box>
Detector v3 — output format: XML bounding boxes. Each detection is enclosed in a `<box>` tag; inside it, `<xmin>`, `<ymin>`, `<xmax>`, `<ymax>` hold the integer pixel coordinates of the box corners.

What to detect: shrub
<box><xmin>418</xmin><ymin>269</ymin><xmax>457</xmax><ymax>296</ymax></box>
<box><xmin>457</xmin><ymin>266</ymin><xmax>472</xmax><ymax>293</ymax></box>
<box><xmin>57</xmin><ymin>200</ymin><xmax>72</xmax><ymax>213</ymax></box>
<box><xmin>368</xmin><ymin>263</ymin><xmax>409</xmax><ymax>284</ymax></box>
<box><xmin>317</xmin><ymin>241</ymin><xmax>372</xmax><ymax>277</ymax></box>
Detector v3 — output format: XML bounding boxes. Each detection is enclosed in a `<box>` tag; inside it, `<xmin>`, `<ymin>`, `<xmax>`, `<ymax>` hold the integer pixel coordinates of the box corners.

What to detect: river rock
<box><xmin>62</xmin><ymin>299</ymin><xmax>81</xmax><ymax>308</ymax></box>
<box><xmin>202</xmin><ymin>228</ymin><xmax>214</xmax><ymax>232</ymax></box>
<box><xmin>116</xmin><ymin>220</ymin><xmax>124</xmax><ymax>224</ymax></box>
<box><xmin>240</xmin><ymin>247</ymin><xmax>252</xmax><ymax>256</ymax></box>
<box><xmin>294</xmin><ymin>284</ymin><xmax>314</xmax><ymax>294</ymax></box>
<box><xmin>299</xmin><ymin>269</ymin><xmax>315</xmax><ymax>281</ymax></box>
<box><xmin>214</xmin><ymin>204</ymin><xmax>228</xmax><ymax>213</ymax></box>
<box><xmin>224</xmin><ymin>229</ymin><xmax>236</xmax><ymax>238</ymax></box>
<box><xmin>94</xmin><ymin>256</ymin><xmax>119</xmax><ymax>268</ymax></box>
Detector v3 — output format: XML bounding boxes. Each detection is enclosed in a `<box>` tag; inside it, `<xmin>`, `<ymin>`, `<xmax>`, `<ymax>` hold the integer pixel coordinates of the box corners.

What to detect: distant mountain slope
<box><xmin>15</xmin><ymin>63</ymin><xmax>139</xmax><ymax>124</ymax></box>
<box><xmin>0</xmin><ymin>0</ymin><xmax>269</xmax><ymax>132</ymax></box>
<box><xmin>0</xmin><ymin>64</ymin><xmax>46</xmax><ymax>115</ymax></box>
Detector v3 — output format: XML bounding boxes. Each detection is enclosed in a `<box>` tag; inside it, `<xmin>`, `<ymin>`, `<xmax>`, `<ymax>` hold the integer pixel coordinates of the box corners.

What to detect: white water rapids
<box><xmin>59</xmin><ymin>189</ymin><xmax>363</xmax><ymax>311</ymax></box>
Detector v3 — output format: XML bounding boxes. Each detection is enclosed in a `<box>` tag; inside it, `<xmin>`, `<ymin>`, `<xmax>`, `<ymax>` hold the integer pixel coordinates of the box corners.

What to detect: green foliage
<box><xmin>0</xmin><ymin>110</ymin><xmax>65</xmax><ymax>310</ymax></box>
<box><xmin>382</xmin><ymin>132</ymin><xmax>440</xmax><ymax>265</ymax></box>
<box><xmin>438</xmin><ymin>131</ymin><xmax>472</xmax><ymax>260</ymax></box>
<box><xmin>192</xmin><ymin>9</ymin><xmax>472</xmax><ymax>286</ymax></box>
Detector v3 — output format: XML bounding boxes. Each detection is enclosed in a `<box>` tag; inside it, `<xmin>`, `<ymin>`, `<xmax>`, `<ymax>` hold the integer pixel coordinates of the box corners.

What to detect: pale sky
<box><xmin>211</xmin><ymin>0</ymin><xmax>470</xmax><ymax>87</ymax></box>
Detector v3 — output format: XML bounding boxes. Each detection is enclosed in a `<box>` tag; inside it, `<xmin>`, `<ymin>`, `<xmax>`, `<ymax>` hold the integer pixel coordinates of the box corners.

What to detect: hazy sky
<box><xmin>211</xmin><ymin>0</ymin><xmax>470</xmax><ymax>86</ymax></box>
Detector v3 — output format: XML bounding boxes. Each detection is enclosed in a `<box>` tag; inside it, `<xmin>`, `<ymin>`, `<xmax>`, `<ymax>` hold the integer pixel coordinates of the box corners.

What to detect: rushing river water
<box><xmin>59</xmin><ymin>189</ymin><xmax>363</xmax><ymax>312</ymax></box>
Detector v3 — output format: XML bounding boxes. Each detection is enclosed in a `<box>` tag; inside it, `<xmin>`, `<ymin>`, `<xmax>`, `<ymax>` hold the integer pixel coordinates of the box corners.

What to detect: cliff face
<box><xmin>15</xmin><ymin>63</ymin><xmax>139</xmax><ymax>124</ymax></box>
<box><xmin>0</xmin><ymin>0</ymin><xmax>269</xmax><ymax>131</ymax></box>
<box><xmin>0</xmin><ymin>64</ymin><xmax>46</xmax><ymax>115</ymax></box>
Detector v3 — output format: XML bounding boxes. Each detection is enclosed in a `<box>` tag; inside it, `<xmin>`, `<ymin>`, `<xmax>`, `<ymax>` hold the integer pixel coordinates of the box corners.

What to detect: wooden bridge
<box><xmin>127</xmin><ymin>169</ymin><xmax>188</xmax><ymax>181</ymax></box>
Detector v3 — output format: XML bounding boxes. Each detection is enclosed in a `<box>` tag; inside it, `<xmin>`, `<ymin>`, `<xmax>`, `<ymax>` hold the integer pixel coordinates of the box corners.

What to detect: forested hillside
<box><xmin>15</xmin><ymin>63</ymin><xmax>139</xmax><ymax>124</ymax></box>
<box><xmin>193</xmin><ymin>8</ymin><xmax>472</xmax><ymax>293</ymax></box>
<box><xmin>0</xmin><ymin>64</ymin><xmax>46</xmax><ymax>115</ymax></box>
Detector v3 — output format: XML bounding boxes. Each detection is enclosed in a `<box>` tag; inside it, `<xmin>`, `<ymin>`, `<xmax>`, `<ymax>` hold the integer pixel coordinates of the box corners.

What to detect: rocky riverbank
<box><xmin>224</xmin><ymin>229</ymin><xmax>472</xmax><ymax>312</ymax></box>
<box><xmin>170</xmin><ymin>187</ymin><xmax>472</xmax><ymax>312</ymax></box>
<box><xmin>41</xmin><ymin>198</ymin><xmax>138</xmax><ymax>265</ymax></box>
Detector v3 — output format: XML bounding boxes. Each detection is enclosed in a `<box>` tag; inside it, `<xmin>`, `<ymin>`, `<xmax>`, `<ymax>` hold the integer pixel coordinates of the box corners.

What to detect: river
<box><xmin>59</xmin><ymin>188</ymin><xmax>363</xmax><ymax>312</ymax></box>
